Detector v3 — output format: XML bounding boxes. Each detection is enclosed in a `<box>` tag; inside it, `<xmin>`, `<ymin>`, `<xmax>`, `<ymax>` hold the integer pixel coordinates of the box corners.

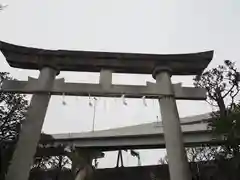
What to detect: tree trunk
<box><xmin>216</xmin><ymin>88</ymin><xmax>226</xmax><ymax>117</ymax></box>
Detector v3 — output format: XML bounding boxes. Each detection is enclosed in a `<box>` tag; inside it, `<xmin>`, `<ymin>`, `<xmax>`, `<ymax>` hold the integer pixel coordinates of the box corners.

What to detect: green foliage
<box><xmin>193</xmin><ymin>60</ymin><xmax>240</xmax><ymax>151</ymax></box>
<box><xmin>186</xmin><ymin>146</ymin><xmax>217</xmax><ymax>162</ymax></box>
<box><xmin>194</xmin><ymin>60</ymin><xmax>240</xmax><ymax>114</ymax></box>
<box><xmin>0</xmin><ymin>72</ymin><xmax>28</xmax><ymax>179</ymax></box>
<box><xmin>184</xmin><ymin>60</ymin><xmax>240</xmax><ymax>179</ymax></box>
<box><xmin>0</xmin><ymin>72</ymin><xmax>28</xmax><ymax>142</ymax></box>
<box><xmin>188</xmin><ymin>60</ymin><xmax>240</xmax><ymax>180</ymax></box>
<box><xmin>212</xmin><ymin>106</ymin><xmax>240</xmax><ymax>137</ymax></box>
<box><xmin>210</xmin><ymin>105</ymin><xmax>240</xmax><ymax>158</ymax></box>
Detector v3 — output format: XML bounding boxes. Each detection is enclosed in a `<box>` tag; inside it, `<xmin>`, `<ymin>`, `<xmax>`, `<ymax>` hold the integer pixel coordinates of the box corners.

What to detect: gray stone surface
<box><xmin>155</xmin><ymin>70</ymin><xmax>191</xmax><ymax>180</ymax></box>
<box><xmin>2</xmin><ymin>79</ymin><xmax>207</xmax><ymax>100</ymax></box>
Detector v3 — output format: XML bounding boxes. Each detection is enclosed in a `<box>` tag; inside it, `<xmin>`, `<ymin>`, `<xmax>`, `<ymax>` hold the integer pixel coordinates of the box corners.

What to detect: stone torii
<box><xmin>0</xmin><ymin>41</ymin><xmax>214</xmax><ymax>180</ymax></box>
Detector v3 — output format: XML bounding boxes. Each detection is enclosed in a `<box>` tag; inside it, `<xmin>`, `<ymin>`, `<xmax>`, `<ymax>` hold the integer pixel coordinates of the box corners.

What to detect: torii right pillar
<box><xmin>153</xmin><ymin>67</ymin><xmax>192</xmax><ymax>180</ymax></box>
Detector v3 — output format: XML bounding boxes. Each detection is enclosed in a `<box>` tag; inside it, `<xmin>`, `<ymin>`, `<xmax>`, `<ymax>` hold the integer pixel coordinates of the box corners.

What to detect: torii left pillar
<box><xmin>5</xmin><ymin>67</ymin><xmax>58</xmax><ymax>180</ymax></box>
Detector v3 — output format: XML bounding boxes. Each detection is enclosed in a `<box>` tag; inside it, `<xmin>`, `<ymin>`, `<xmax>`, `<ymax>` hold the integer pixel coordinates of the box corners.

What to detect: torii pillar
<box><xmin>153</xmin><ymin>67</ymin><xmax>191</xmax><ymax>180</ymax></box>
<box><xmin>5</xmin><ymin>67</ymin><xmax>58</xmax><ymax>180</ymax></box>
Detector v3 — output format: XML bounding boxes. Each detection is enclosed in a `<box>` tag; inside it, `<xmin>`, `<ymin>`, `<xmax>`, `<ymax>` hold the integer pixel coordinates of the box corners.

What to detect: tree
<box><xmin>0</xmin><ymin>73</ymin><xmax>28</xmax><ymax>142</ymax></box>
<box><xmin>193</xmin><ymin>60</ymin><xmax>240</xmax><ymax>157</ymax></box>
<box><xmin>194</xmin><ymin>60</ymin><xmax>240</xmax><ymax>116</ymax></box>
<box><xmin>188</xmin><ymin>60</ymin><xmax>240</xmax><ymax>179</ymax></box>
<box><xmin>0</xmin><ymin>72</ymin><xmax>28</xmax><ymax>179</ymax></box>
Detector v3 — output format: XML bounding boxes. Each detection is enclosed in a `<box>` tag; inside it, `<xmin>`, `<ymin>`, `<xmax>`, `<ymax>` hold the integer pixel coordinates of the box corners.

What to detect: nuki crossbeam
<box><xmin>1</xmin><ymin>77</ymin><xmax>207</xmax><ymax>100</ymax></box>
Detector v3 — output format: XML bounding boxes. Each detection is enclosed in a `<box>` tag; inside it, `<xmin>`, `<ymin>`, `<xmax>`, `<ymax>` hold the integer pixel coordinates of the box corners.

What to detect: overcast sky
<box><xmin>0</xmin><ymin>0</ymin><xmax>239</xmax><ymax>168</ymax></box>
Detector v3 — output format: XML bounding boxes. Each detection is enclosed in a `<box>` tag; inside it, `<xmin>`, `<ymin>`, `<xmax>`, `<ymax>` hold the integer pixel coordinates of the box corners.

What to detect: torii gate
<box><xmin>0</xmin><ymin>41</ymin><xmax>213</xmax><ymax>180</ymax></box>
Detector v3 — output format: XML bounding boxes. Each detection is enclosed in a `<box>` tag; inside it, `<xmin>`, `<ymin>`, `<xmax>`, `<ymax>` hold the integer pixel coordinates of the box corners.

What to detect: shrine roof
<box><xmin>0</xmin><ymin>41</ymin><xmax>213</xmax><ymax>75</ymax></box>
